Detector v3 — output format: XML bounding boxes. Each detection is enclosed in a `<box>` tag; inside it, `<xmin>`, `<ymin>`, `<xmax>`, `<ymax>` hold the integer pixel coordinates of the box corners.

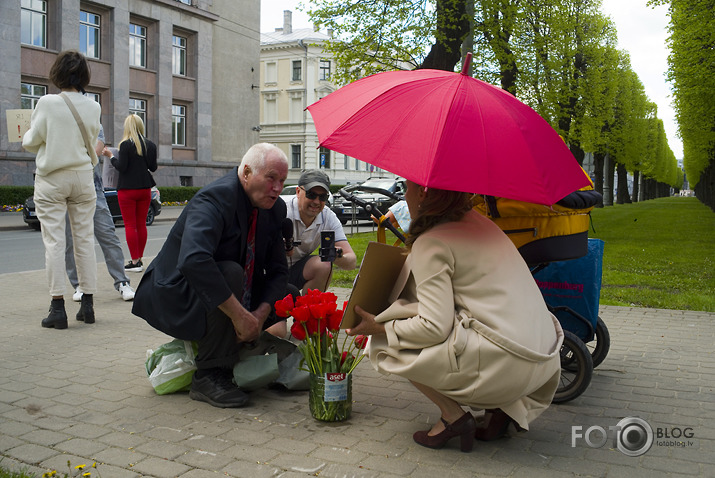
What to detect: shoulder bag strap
<box><xmin>59</xmin><ymin>92</ymin><xmax>98</xmax><ymax>167</ymax></box>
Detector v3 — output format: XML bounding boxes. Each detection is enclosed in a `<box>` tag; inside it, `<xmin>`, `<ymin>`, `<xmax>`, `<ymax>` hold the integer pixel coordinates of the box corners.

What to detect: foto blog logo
<box><xmin>572</xmin><ymin>417</ymin><xmax>696</xmax><ymax>457</ymax></box>
<box><xmin>572</xmin><ymin>417</ymin><xmax>653</xmax><ymax>457</ymax></box>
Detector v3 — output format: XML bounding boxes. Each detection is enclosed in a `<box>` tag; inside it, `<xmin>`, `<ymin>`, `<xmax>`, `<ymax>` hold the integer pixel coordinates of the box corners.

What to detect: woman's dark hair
<box><xmin>49</xmin><ymin>50</ymin><xmax>91</xmax><ymax>94</ymax></box>
<box><xmin>405</xmin><ymin>187</ymin><xmax>474</xmax><ymax>248</ymax></box>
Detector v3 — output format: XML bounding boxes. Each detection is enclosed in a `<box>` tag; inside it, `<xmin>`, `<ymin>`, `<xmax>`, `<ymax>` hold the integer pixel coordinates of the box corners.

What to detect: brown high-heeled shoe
<box><xmin>413</xmin><ymin>412</ymin><xmax>476</xmax><ymax>452</ymax></box>
<box><xmin>474</xmin><ymin>408</ymin><xmax>520</xmax><ymax>441</ymax></box>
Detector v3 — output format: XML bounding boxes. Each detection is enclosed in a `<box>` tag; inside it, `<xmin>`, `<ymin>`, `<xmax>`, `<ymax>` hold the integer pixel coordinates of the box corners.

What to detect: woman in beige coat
<box><xmin>347</xmin><ymin>181</ymin><xmax>564</xmax><ymax>452</ymax></box>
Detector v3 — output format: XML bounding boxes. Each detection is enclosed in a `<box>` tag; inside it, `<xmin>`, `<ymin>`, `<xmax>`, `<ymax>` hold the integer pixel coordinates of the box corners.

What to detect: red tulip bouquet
<box><xmin>275</xmin><ymin>289</ymin><xmax>368</xmax><ymax>421</ymax></box>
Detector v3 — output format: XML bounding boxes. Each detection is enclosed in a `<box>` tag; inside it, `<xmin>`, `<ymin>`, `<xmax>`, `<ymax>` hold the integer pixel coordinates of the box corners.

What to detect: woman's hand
<box><xmin>345</xmin><ymin>306</ymin><xmax>385</xmax><ymax>337</ymax></box>
<box><xmin>101</xmin><ymin>146</ymin><xmax>113</xmax><ymax>158</ymax></box>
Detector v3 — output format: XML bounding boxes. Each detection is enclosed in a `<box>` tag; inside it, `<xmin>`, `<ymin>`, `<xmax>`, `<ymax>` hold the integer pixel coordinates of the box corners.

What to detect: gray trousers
<box><xmin>66</xmin><ymin>189</ymin><xmax>130</xmax><ymax>291</ymax></box>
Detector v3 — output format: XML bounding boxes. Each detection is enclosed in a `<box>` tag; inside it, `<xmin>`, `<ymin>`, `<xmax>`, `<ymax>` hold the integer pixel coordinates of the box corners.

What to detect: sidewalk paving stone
<box><xmin>1</xmin><ymin>267</ymin><xmax>713</xmax><ymax>477</ymax></box>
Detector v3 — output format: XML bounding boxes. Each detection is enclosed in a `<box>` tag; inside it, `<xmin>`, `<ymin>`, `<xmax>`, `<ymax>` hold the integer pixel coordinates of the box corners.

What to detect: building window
<box><xmin>319</xmin><ymin>59</ymin><xmax>331</xmax><ymax>81</ymax></box>
<box><xmin>87</xmin><ymin>92</ymin><xmax>100</xmax><ymax>104</ymax></box>
<box><xmin>343</xmin><ymin>154</ymin><xmax>349</xmax><ymax>170</ymax></box>
<box><xmin>292</xmin><ymin>60</ymin><xmax>302</xmax><ymax>81</ymax></box>
<box><xmin>177</xmin><ymin>0</ymin><xmax>192</xmax><ymax>4</ymax></box>
<box><xmin>172</xmin><ymin>35</ymin><xmax>187</xmax><ymax>76</ymax></box>
<box><xmin>172</xmin><ymin>104</ymin><xmax>186</xmax><ymax>146</ymax></box>
<box><xmin>290</xmin><ymin>95</ymin><xmax>303</xmax><ymax>123</ymax></box>
<box><xmin>180</xmin><ymin>176</ymin><xmax>193</xmax><ymax>186</ymax></box>
<box><xmin>129</xmin><ymin>98</ymin><xmax>146</xmax><ymax>124</ymax></box>
<box><xmin>21</xmin><ymin>83</ymin><xmax>46</xmax><ymax>109</ymax></box>
<box><xmin>319</xmin><ymin>147</ymin><xmax>331</xmax><ymax>169</ymax></box>
<box><xmin>21</xmin><ymin>0</ymin><xmax>46</xmax><ymax>48</ymax></box>
<box><xmin>265</xmin><ymin>62</ymin><xmax>277</xmax><ymax>84</ymax></box>
<box><xmin>129</xmin><ymin>23</ymin><xmax>147</xmax><ymax>68</ymax></box>
<box><xmin>79</xmin><ymin>11</ymin><xmax>100</xmax><ymax>59</ymax></box>
<box><xmin>264</xmin><ymin>94</ymin><xmax>277</xmax><ymax>124</ymax></box>
<box><xmin>291</xmin><ymin>145</ymin><xmax>301</xmax><ymax>169</ymax></box>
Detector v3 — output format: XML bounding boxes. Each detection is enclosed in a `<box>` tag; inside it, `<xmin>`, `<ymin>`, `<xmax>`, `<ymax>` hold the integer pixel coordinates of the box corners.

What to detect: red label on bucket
<box><xmin>326</xmin><ymin>373</ymin><xmax>346</xmax><ymax>382</ymax></box>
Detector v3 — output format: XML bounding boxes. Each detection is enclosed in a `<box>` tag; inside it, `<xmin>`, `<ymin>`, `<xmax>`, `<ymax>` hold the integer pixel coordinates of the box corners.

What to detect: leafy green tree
<box><xmin>305</xmin><ymin>0</ymin><xmax>682</xmax><ymax>204</ymax></box>
<box><xmin>517</xmin><ymin>0</ymin><xmax>616</xmax><ymax>166</ymax></box>
<box><xmin>306</xmin><ymin>0</ymin><xmax>470</xmax><ymax>82</ymax></box>
<box><xmin>650</xmin><ymin>0</ymin><xmax>715</xmax><ymax>209</ymax></box>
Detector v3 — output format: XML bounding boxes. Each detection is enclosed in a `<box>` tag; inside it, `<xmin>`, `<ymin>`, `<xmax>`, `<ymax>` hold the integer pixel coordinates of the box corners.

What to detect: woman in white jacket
<box><xmin>23</xmin><ymin>50</ymin><xmax>101</xmax><ymax>329</ymax></box>
<box><xmin>347</xmin><ymin>181</ymin><xmax>563</xmax><ymax>452</ymax></box>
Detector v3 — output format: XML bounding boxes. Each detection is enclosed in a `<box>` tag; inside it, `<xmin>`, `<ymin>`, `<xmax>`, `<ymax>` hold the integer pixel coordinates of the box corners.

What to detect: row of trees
<box><xmin>307</xmin><ymin>0</ymin><xmax>689</xmax><ymax>206</ymax></box>
<box><xmin>651</xmin><ymin>0</ymin><xmax>714</xmax><ymax>210</ymax></box>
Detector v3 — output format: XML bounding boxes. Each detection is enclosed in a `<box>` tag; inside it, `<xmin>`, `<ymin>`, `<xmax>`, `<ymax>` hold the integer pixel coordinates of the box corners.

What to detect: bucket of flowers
<box><xmin>275</xmin><ymin>289</ymin><xmax>367</xmax><ymax>421</ymax></box>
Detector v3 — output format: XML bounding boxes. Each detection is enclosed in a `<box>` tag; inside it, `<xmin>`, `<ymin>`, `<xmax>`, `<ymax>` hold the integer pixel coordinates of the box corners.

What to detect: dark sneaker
<box><xmin>125</xmin><ymin>260</ymin><xmax>143</xmax><ymax>273</ymax></box>
<box><xmin>189</xmin><ymin>370</ymin><xmax>249</xmax><ymax>408</ymax></box>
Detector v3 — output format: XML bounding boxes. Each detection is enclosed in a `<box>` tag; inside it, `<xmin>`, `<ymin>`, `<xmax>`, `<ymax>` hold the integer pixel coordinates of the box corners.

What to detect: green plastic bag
<box><xmin>145</xmin><ymin>339</ymin><xmax>198</xmax><ymax>395</ymax></box>
<box><xmin>233</xmin><ymin>353</ymin><xmax>280</xmax><ymax>391</ymax></box>
<box><xmin>233</xmin><ymin>332</ymin><xmax>309</xmax><ymax>391</ymax></box>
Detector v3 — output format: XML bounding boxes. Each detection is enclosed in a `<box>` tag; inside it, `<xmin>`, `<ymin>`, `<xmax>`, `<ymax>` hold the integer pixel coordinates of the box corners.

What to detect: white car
<box><xmin>280</xmin><ymin>184</ymin><xmax>331</xmax><ymax>206</ymax></box>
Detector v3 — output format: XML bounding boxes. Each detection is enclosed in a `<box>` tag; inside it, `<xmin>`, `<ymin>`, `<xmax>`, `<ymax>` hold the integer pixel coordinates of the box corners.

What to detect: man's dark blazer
<box><xmin>132</xmin><ymin>168</ymin><xmax>288</xmax><ymax>340</ymax></box>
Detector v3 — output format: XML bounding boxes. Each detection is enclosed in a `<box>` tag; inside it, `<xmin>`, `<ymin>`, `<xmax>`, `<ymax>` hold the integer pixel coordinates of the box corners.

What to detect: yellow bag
<box><xmin>473</xmin><ymin>184</ymin><xmax>601</xmax><ymax>265</ymax></box>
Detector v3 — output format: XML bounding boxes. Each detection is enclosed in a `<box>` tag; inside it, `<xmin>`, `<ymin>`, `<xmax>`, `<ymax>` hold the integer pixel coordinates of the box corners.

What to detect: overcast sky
<box><xmin>261</xmin><ymin>0</ymin><xmax>682</xmax><ymax>159</ymax></box>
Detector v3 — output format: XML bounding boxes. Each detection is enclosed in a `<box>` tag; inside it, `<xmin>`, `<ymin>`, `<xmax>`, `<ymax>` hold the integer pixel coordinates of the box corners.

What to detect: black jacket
<box><xmin>111</xmin><ymin>136</ymin><xmax>157</xmax><ymax>189</ymax></box>
<box><xmin>132</xmin><ymin>168</ymin><xmax>288</xmax><ymax>340</ymax></box>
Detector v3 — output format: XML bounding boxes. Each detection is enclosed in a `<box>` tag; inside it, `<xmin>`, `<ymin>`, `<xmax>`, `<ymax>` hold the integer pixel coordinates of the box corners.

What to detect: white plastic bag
<box><xmin>145</xmin><ymin>340</ymin><xmax>197</xmax><ymax>395</ymax></box>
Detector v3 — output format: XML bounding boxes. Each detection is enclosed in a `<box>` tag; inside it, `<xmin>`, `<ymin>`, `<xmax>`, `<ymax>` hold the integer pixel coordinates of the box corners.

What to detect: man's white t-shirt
<box><xmin>285</xmin><ymin>196</ymin><xmax>348</xmax><ymax>263</ymax></box>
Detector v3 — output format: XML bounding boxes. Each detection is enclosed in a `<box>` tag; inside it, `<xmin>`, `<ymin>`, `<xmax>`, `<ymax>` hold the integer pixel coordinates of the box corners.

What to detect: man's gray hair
<box><xmin>239</xmin><ymin>143</ymin><xmax>287</xmax><ymax>175</ymax></box>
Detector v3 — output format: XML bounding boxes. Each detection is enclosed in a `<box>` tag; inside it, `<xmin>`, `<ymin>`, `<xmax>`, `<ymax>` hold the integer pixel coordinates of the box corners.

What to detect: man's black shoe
<box><xmin>189</xmin><ymin>370</ymin><xmax>249</xmax><ymax>408</ymax></box>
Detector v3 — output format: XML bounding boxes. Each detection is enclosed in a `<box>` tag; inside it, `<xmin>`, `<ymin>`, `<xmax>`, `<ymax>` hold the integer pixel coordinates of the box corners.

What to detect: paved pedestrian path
<box><xmin>0</xmin><ymin>265</ymin><xmax>713</xmax><ymax>477</ymax></box>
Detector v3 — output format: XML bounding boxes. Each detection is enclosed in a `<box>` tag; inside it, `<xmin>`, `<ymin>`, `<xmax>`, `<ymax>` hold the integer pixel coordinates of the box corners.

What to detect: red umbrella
<box><xmin>307</xmin><ymin>55</ymin><xmax>591</xmax><ymax>205</ymax></box>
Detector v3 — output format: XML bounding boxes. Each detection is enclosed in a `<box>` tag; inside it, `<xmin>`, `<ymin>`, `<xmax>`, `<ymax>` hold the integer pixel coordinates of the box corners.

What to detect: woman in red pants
<box><xmin>109</xmin><ymin>114</ymin><xmax>157</xmax><ymax>272</ymax></box>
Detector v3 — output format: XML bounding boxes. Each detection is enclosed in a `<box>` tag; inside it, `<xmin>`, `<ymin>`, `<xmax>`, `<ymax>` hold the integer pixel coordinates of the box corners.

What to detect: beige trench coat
<box><xmin>367</xmin><ymin>211</ymin><xmax>564</xmax><ymax>430</ymax></box>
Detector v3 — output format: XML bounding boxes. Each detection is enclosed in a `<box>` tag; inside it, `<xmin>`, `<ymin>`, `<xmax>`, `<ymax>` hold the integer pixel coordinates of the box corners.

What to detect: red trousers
<box><xmin>117</xmin><ymin>188</ymin><xmax>151</xmax><ymax>261</ymax></box>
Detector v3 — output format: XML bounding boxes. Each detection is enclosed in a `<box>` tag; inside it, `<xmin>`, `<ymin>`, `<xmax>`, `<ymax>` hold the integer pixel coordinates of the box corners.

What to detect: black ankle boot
<box><xmin>76</xmin><ymin>294</ymin><xmax>95</xmax><ymax>324</ymax></box>
<box><xmin>42</xmin><ymin>299</ymin><xmax>68</xmax><ymax>329</ymax></box>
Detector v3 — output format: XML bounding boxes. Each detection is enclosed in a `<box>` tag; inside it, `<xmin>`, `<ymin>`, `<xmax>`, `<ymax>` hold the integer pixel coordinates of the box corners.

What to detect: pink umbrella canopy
<box><xmin>307</xmin><ymin>59</ymin><xmax>591</xmax><ymax>205</ymax></box>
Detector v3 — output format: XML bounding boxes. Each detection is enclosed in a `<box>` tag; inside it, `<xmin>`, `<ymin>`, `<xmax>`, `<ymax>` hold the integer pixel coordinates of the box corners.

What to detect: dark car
<box><xmin>23</xmin><ymin>187</ymin><xmax>161</xmax><ymax>231</ymax></box>
<box><xmin>331</xmin><ymin>177</ymin><xmax>406</xmax><ymax>224</ymax></box>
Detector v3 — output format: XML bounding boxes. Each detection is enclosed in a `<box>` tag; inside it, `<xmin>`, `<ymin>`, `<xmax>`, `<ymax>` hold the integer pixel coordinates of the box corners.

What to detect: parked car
<box><xmin>331</xmin><ymin>177</ymin><xmax>406</xmax><ymax>224</ymax></box>
<box><xmin>23</xmin><ymin>187</ymin><xmax>161</xmax><ymax>231</ymax></box>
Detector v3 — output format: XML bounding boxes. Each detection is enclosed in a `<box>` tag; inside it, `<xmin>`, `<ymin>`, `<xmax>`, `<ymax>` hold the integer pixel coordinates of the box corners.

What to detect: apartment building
<box><xmin>1</xmin><ymin>0</ymin><xmax>262</xmax><ymax>187</ymax></box>
<box><xmin>259</xmin><ymin>11</ymin><xmax>378</xmax><ymax>187</ymax></box>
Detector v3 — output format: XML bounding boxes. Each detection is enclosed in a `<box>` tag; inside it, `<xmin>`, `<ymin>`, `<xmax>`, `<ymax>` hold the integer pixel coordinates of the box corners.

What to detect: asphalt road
<box><xmin>0</xmin><ymin>221</ymin><xmax>176</xmax><ymax>274</ymax></box>
<box><xmin>0</xmin><ymin>217</ymin><xmax>381</xmax><ymax>275</ymax></box>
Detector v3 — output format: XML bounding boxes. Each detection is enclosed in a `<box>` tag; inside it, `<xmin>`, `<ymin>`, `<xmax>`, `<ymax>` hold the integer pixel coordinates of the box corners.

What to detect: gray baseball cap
<box><xmin>298</xmin><ymin>170</ymin><xmax>331</xmax><ymax>192</ymax></box>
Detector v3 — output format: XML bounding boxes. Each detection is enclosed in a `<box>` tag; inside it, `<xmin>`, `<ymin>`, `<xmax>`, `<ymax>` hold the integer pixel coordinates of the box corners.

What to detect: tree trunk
<box><xmin>694</xmin><ymin>161</ymin><xmax>714</xmax><ymax>211</ymax></box>
<box><xmin>602</xmin><ymin>153</ymin><xmax>614</xmax><ymax>206</ymax></box>
<box><xmin>461</xmin><ymin>0</ymin><xmax>475</xmax><ymax>76</ymax></box>
<box><xmin>642</xmin><ymin>177</ymin><xmax>654</xmax><ymax>200</ymax></box>
<box><xmin>616</xmin><ymin>163</ymin><xmax>631</xmax><ymax>204</ymax></box>
<box><xmin>421</xmin><ymin>0</ymin><xmax>470</xmax><ymax>71</ymax></box>
<box><xmin>570</xmin><ymin>142</ymin><xmax>585</xmax><ymax>167</ymax></box>
<box><xmin>632</xmin><ymin>170</ymin><xmax>640</xmax><ymax>203</ymax></box>
<box><xmin>593</xmin><ymin>152</ymin><xmax>605</xmax><ymax>206</ymax></box>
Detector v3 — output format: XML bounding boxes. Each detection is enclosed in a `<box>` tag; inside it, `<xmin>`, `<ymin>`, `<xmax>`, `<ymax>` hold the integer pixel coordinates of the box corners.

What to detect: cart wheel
<box><xmin>553</xmin><ymin>330</ymin><xmax>593</xmax><ymax>403</ymax></box>
<box><xmin>586</xmin><ymin>317</ymin><xmax>610</xmax><ymax>368</ymax></box>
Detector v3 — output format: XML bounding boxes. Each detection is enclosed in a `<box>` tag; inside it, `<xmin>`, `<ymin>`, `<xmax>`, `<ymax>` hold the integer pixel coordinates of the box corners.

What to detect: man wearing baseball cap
<box><xmin>284</xmin><ymin>170</ymin><xmax>357</xmax><ymax>295</ymax></box>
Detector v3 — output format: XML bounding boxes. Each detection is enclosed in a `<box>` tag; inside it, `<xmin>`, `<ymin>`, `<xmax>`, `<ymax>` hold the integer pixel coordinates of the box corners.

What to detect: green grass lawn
<box><xmin>334</xmin><ymin>196</ymin><xmax>715</xmax><ymax>312</ymax></box>
<box><xmin>589</xmin><ymin>197</ymin><xmax>714</xmax><ymax>311</ymax></box>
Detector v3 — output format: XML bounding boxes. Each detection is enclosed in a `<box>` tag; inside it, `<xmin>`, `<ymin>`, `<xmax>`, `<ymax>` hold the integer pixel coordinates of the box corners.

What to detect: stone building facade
<box><xmin>259</xmin><ymin>11</ymin><xmax>380</xmax><ymax>187</ymax></box>
<box><xmin>1</xmin><ymin>0</ymin><xmax>262</xmax><ymax>188</ymax></box>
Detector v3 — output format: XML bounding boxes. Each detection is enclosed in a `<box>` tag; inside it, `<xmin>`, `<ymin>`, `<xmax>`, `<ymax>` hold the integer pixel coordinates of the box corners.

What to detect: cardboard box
<box><xmin>340</xmin><ymin>242</ymin><xmax>408</xmax><ymax>329</ymax></box>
